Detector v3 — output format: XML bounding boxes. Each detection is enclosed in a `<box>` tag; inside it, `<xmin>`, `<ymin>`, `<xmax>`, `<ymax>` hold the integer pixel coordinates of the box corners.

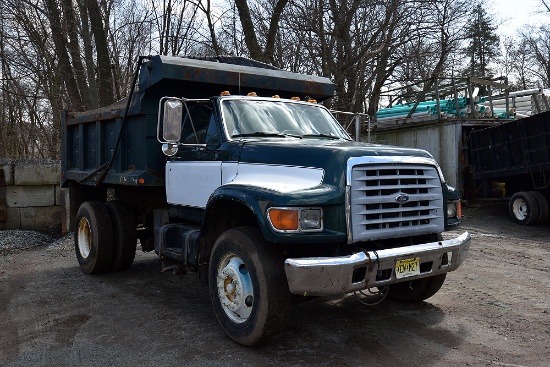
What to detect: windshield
<box><xmin>221</xmin><ymin>99</ymin><xmax>352</xmax><ymax>140</ymax></box>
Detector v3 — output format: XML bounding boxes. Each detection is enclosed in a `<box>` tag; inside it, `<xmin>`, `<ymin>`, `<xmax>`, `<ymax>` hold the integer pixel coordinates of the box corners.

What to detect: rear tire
<box><xmin>388</xmin><ymin>274</ymin><xmax>447</xmax><ymax>303</ymax></box>
<box><xmin>106</xmin><ymin>201</ymin><xmax>137</xmax><ymax>271</ymax></box>
<box><xmin>208</xmin><ymin>227</ymin><xmax>291</xmax><ymax>346</ymax></box>
<box><xmin>530</xmin><ymin>191</ymin><xmax>549</xmax><ymax>224</ymax></box>
<box><xmin>509</xmin><ymin>191</ymin><xmax>539</xmax><ymax>225</ymax></box>
<box><xmin>74</xmin><ymin>201</ymin><xmax>113</xmax><ymax>274</ymax></box>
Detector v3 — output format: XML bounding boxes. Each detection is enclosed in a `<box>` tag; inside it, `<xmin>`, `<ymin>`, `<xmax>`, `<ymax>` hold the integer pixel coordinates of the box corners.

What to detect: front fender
<box><xmin>205</xmin><ymin>184</ymin><xmax>346</xmax><ymax>244</ymax></box>
<box><xmin>445</xmin><ymin>183</ymin><xmax>460</xmax><ymax>201</ymax></box>
<box><xmin>444</xmin><ymin>183</ymin><xmax>461</xmax><ymax>229</ymax></box>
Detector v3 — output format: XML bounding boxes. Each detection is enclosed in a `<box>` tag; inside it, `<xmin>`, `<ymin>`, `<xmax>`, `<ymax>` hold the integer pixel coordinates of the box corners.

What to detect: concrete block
<box><xmin>55</xmin><ymin>185</ymin><xmax>61</xmax><ymax>206</ymax></box>
<box><xmin>20</xmin><ymin>206</ymin><xmax>61</xmax><ymax>229</ymax></box>
<box><xmin>1</xmin><ymin>164</ymin><xmax>13</xmax><ymax>185</ymax></box>
<box><xmin>14</xmin><ymin>163</ymin><xmax>60</xmax><ymax>186</ymax></box>
<box><xmin>6</xmin><ymin>185</ymin><xmax>56</xmax><ymax>207</ymax></box>
<box><xmin>0</xmin><ymin>207</ymin><xmax>21</xmax><ymax>230</ymax></box>
<box><xmin>60</xmin><ymin>188</ymin><xmax>70</xmax><ymax>234</ymax></box>
<box><xmin>0</xmin><ymin>202</ymin><xmax>6</xmax><ymax>222</ymax></box>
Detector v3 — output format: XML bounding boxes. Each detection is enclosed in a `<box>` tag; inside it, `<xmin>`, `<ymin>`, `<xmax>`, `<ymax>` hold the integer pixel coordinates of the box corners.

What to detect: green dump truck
<box><xmin>61</xmin><ymin>55</ymin><xmax>470</xmax><ymax>346</ymax></box>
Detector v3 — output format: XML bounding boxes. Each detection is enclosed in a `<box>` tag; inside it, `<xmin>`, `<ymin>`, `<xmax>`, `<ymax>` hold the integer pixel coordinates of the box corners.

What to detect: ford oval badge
<box><xmin>395</xmin><ymin>193</ymin><xmax>410</xmax><ymax>204</ymax></box>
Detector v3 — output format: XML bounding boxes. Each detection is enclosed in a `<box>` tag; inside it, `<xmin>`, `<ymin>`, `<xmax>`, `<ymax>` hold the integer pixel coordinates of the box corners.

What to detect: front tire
<box><xmin>388</xmin><ymin>274</ymin><xmax>447</xmax><ymax>303</ymax></box>
<box><xmin>208</xmin><ymin>227</ymin><xmax>291</xmax><ymax>346</ymax></box>
<box><xmin>75</xmin><ymin>201</ymin><xmax>113</xmax><ymax>274</ymax></box>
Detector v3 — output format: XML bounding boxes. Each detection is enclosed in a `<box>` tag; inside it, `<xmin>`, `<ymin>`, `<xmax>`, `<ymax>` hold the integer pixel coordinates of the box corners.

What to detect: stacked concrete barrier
<box><xmin>0</xmin><ymin>160</ymin><xmax>61</xmax><ymax>230</ymax></box>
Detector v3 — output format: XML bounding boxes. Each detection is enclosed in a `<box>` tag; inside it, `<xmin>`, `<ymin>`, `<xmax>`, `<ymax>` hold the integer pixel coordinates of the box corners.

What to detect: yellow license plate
<box><xmin>395</xmin><ymin>257</ymin><xmax>420</xmax><ymax>279</ymax></box>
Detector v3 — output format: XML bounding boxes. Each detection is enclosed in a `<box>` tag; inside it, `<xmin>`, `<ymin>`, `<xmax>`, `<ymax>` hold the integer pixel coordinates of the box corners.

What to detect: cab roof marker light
<box><xmin>247</xmin><ymin>92</ymin><xmax>257</xmax><ymax>96</ymax></box>
<box><xmin>272</xmin><ymin>95</ymin><xmax>280</xmax><ymax>98</ymax></box>
<box><xmin>220</xmin><ymin>91</ymin><xmax>230</xmax><ymax>96</ymax></box>
<box><xmin>291</xmin><ymin>97</ymin><xmax>300</xmax><ymax>101</ymax></box>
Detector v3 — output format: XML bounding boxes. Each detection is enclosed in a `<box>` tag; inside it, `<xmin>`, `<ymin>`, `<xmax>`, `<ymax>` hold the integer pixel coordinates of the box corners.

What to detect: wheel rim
<box><xmin>77</xmin><ymin>217</ymin><xmax>92</xmax><ymax>259</ymax></box>
<box><xmin>512</xmin><ymin>198</ymin><xmax>528</xmax><ymax>220</ymax></box>
<box><xmin>217</xmin><ymin>253</ymin><xmax>254</xmax><ymax>323</ymax></box>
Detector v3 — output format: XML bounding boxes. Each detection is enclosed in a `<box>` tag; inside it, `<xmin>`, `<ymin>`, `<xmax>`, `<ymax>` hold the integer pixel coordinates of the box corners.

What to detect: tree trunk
<box><xmin>203</xmin><ymin>0</ymin><xmax>222</xmax><ymax>56</ymax></box>
<box><xmin>44</xmin><ymin>0</ymin><xmax>84</xmax><ymax>111</ymax></box>
<box><xmin>61</xmin><ymin>0</ymin><xmax>91</xmax><ymax>110</ymax></box>
<box><xmin>86</xmin><ymin>0</ymin><xmax>114</xmax><ymax>107</ymax></box>
<box><xmin>77</xmin><ymin>0</ymin><xmax>99</xmax><ymax>109</ymax></box>
<box><xmin>264</xmin><ymin>0</ymin><xmax>289</xmax><ymax>64</ymax></box>
<box><xmin>234</xmin><ymin>0</ymin><xmax>266</xmax><ymax>62</ymax></box>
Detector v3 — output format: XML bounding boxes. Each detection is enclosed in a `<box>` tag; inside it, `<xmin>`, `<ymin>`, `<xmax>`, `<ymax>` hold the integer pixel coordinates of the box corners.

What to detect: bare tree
<box><xmin>77</xmin><ymin>0</ymin><xmax>99</xmax><ymax>109</ymax></box>
<box><xmin>541</xmin><ymin>0</ymin><xmax>550</xmax><ymax>13</ymax></box>
<box><xmin>521</xmin><ymin>25</ymin><xmax>550</xmax><ymax>87</ymax></box>
<box><xmin>192</xmin><ymin>0</ymin><xmax>222</xmax><ymax>56</ymax></box>
<box><xmin>499</xmin><ymin>36</ymin><xmax>535</xmax><ymax>90</ymax></box>
<box><xmin>44</xmin><ymin>0</ymin><xmax>84</xmax><ymax>110</ymax></box>
<box><xmin>234</xmin><ymin>0</ymin><xmax>289</xmax><ymax>64</ymax></box>
<box><xmin>85</xmin><ymin>0</ymin><xmax>115</xmax><ymax>106</ymax></box>
<box><xmin>61</xmin><ymin>0</ymin><xmax>90</xmax><ymax>108</ymax></box>
<box><xmin>0</xmin><ymin>1</ymin><xmax>6</xmax><ymax>158</ymax></box>
<box><xmin>0</xmin><ymin>0</ymin><xmax>547</xmax><ymax>160</ymax></box>
<box><xmin>149</xmin><ymin>0</ymin><xmax>202</xmax><ymax>56</ymax></box>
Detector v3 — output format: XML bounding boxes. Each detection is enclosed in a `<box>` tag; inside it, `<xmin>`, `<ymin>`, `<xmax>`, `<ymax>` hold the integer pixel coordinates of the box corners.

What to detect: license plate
<box><xmin>395</xmin><ymin>257</ymin><xmax>420</xmax><ymax>279</ymax></box>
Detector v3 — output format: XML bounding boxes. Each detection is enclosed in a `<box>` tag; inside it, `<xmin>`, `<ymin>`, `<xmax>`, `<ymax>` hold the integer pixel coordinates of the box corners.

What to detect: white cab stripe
<box><xmin>166</xmin><ymin>161</ymin><xmax>222</xmax><ymax>208</ymax></box>
<box><xmin>227</xmin><ymin>163</ymin><xmax>324</xmax><ymax>193</ymax></box>
<box><xmin>166</xmin><ymin>162</ymin><xmax>324</xmax><ymax>208</ymax></box>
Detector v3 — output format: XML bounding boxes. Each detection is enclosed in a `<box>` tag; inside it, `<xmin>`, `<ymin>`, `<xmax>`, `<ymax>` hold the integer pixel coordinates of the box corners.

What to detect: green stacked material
<box><xmin>375</xmin><ymin>96</ymin><xmax>510</xmax><ymax>122</ymax></box>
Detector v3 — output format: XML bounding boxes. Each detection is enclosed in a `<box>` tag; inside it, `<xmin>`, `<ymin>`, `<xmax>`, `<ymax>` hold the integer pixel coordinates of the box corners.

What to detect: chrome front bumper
<box><xmin>284</xmin><ymin>231</ymin><xmax>471</xmax><ymax>296</ymax></box>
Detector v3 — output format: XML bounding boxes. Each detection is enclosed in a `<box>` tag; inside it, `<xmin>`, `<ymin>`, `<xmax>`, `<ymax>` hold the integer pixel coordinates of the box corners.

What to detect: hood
<box><xmin>239</xmin><ymin>139</ymin><xmax>433</xmax><ymax>165</ymax></box>
<box><xmin>237</xmin><ymin>139</ymin><xmax>436</xmax><ymax>187</ymax></box>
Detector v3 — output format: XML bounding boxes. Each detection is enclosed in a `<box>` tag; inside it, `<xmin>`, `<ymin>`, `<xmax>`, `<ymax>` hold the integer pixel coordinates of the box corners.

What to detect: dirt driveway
<box><xmin>1</xmin><ymin>200</ymin><xmax>549</xmax><ymax>367</ymax></box>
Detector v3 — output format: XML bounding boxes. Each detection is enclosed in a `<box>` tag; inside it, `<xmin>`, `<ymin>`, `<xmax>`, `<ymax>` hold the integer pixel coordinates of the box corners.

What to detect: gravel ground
<box><xmin>0</xmin><ymin>158</ymin><xmax>60</xmax><ymax>165</ymax></box>
<box><xmin>0</xmin><ymin>226</ymin><xmax>67</xmax><ymax>254</ymax></box>
<box><xmin>1</xmin><ymin>200</ymin><xmax>549</xmax><ymax>367</ymax></box>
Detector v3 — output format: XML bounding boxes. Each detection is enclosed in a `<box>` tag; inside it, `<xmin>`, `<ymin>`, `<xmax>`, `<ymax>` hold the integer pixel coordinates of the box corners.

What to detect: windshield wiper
<box><xmin>232</xmin><ymin>132</ymin><xmax>302</xmax><ymax>139</ymax></box>
<box><xmin>302</xmin><ymin>133</ymin><xmax>341</xmax><ymax>140</ymax></box>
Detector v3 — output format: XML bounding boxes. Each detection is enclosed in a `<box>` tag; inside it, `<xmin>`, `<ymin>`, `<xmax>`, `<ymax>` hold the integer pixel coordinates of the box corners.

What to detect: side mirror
<box><xmin>162</xmin><ymin>99</ymin><xmax>183</xmax><ymax>142</ymax></box>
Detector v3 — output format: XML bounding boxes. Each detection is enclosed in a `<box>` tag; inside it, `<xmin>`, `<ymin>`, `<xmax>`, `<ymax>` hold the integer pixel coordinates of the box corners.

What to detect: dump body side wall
<box><xmin>469</xmin><ymin>111</ymin><xmax>550</xmax><ymax>188</ymax></box>
<box><xmin>61</xmin><ymin>109</ymin><xmax>166</xmax><ymax>188</ymax></box>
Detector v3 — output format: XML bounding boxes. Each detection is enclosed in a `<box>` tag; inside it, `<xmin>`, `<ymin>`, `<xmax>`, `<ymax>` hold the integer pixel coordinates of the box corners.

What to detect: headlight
<box><xmin>267</xmin><ymin>207</ymin><xmax>323</xmax><ymax>232</ymax></box>
<box><xmin>447</xmin><ymin>201</ymin><xmax>461</xmax><ymax>219</ymax></box>
<box><xmin>301</xmin><ymin>209</ymin><xmax>322</xmax><ymax>230</ymax></box>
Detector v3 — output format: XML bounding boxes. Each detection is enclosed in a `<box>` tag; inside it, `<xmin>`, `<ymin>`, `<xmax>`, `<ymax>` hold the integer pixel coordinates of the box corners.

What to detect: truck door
<box><xmin>166</xmin><ymin>105</ymin><xmax>222</xmax><ymax>208</ymax></box>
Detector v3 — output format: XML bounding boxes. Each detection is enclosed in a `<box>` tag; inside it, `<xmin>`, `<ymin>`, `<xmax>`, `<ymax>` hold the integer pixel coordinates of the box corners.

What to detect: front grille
<box><xmin>350</xmin><ymin>163</ymin><xmax>444</xmax><ymax>242</ymax></box>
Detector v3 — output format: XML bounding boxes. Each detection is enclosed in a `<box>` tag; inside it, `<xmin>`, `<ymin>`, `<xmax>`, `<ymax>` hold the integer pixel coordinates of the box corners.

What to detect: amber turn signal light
<box><xmin>268</xmin><ymin>209</ymin><xmax>299</xmax><ymax>231</ymax></box>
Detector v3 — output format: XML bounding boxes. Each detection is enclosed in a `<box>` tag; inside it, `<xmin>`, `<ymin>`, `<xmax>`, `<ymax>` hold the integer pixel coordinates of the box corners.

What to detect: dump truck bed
<box><xmin>61</xmin><ymin>56</ymin><xmax>334</xmax><ymax>188</ymax></box>
<box><xmin>469</xmin><ymin>111</ymin><xmax>550</xmax><ymax>181</ymax></box>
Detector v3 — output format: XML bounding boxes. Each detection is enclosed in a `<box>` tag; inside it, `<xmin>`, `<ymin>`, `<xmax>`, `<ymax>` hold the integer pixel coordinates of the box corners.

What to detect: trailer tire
<box><xmin>530</xmin><ymin>191</ymin><xmax>549</xmax><ymax>224</ymax></box>
<box><xmin>387</xmin><ymin>273</ymin><xmax>447</xmax><ymax>303</ymax></box>
<box><xmin>75</xmin><ymin>201</ymin><xmax>113</xmax><ymax>274</ymax></box>
<box><xmin>106</xmin><ymin>201</ymin><xmax>137</xmax><ymax>271</ymax></box>
<box><xmin>509</xmin><ymin>191</ymin><xmax>540</xmax><ymax>225</ymax></box>
<box><xmin>209</xmin><ymin>226</ymin><xmax>291</xmax><ymax>346</ymax></box>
